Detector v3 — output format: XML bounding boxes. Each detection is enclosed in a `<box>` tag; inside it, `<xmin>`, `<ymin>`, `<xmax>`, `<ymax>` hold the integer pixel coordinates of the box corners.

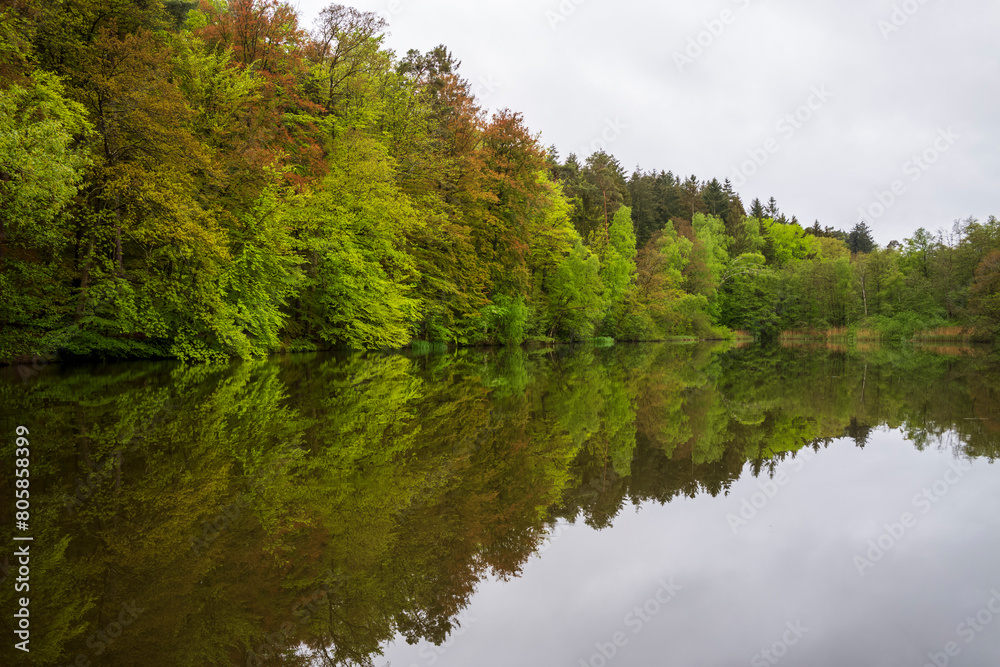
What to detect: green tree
<box><xmin>0</xmin><ymin>71</ymin><xmax>90</xmax><ymax>261</ymax></box>
<box><xmin>968</xmin><ymin>250</ymin><xmax>1000</xmax><ymax>337</ymax></box>
<box><xmin>545</xmin><ymin>240</ymin><xmax>604</xmax><ymax>339</ymax></box>
<box><xmin>600</xmin><ymin>206</ymin><xmax>639</xmax><ymax>335</ymax></box>
<box><xmin>763</xmin><ymin>218</ymin><xmax>820</xmax><ymax>267</ymax></box>
<box><xmin>0</xmin><ymin>70</ymin><xmax>91</xmax><ymax>358</ymax></box>
<box><xmin>290</xmin><ymin>134</ymin><xmax>421</xmax><ymax>349</ymax></box>
<box><xmin>572</xmin><ymin>151</ymin><xmax>629</xmax><ymax>245</ymax></box>
<box><xmin>848</xmin><ymin>221</ymin><xmax>876</xmax><ymax>254</ymax></box>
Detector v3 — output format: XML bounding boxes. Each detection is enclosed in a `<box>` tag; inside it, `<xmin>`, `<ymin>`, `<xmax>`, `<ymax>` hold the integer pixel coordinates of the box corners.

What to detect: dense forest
<box><xmin>2</xmin><ymin>0</ymin><xmax>998</xmax><ymax>362</ymax></box>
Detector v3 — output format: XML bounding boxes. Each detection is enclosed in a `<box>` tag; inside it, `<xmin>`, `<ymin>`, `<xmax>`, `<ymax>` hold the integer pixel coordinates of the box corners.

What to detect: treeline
<box><xmin>559</xmin><ymin>157</ymin><xmax>1000</xmax><ymax>342</ymax></box>
<box><xmin>1</xmin><ymin>0</ymin><xmax>998</xmax><ymax>362</ymax></box>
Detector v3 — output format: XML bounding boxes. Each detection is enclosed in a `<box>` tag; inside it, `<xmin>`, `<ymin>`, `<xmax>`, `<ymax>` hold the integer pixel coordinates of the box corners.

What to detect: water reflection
<box><xmin>1</xmin><ymin>343</ymin><xmax>998</xmax><ymax>665</ymax></box>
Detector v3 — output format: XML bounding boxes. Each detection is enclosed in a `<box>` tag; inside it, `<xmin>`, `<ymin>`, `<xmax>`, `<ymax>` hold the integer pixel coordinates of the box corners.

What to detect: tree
<box><xmin>718</xmin><ymin>263</ymin><xmax>777</xmax><ymax>335</ymax></box>
<box><xmin>701</xmin><ymin>178</ymin><xmax>728</xmax><ymax>217</ymax></box>
<box><xmin>765</xmin><ymin>196</ymin><xmax>780</xmax><ymax>220</ymax></box>
<box><xmin>601</xmin><ymin>207</ymin><xmax>637</xmax><ymax>299</ymax></box>
<box><xmin>763</xmin><ymin>219</ymin><xmax>820</xmax><ymax>267</ymax></box>
<box><xmin>968</xmin><ymin>251</ymin><xmax>1000</xmax><ymax>336</ymax></box>
<box><xmin>721</xmin><ymin>178</ymin><xmax>746</xmax><ymax>238</ymax></box>
<box><xmin>309</xmin><ymin>4</ymin><xmax>388</xmax><ymax>110</ymax></box>
<box><xmin>477</xmin><ymin>108</ymin><xmax>549</xmax><ymax>298</ymax></box>
<box><xmin>0</xmin><ymin>70</ymin><xmax>92</xmax><ymax>359</ymax></box>
<box><xmin>628</xmin><ymin>169</ymin><xmax>658</xmax><ymax>249</ymax></box>
<box><xmin>544</xmin><ymin>240</ymin><xmax>604</xmax><ymax>339</ymax></box>
<box><xmin>200</xmin><ymin>0</ymin><xmax>323</xmax><ymax>182</ymax></box>
<box><xmin>0</xmin><ymin>70</ymin><xmax>90</xmax><ymax>264</ymax></box>
<box><xmin>627</xmin><ymin>169</ymin><xmax>683</xmax><ymax>249</ymax></box>
<box><xmin>290</xmin><ymin>134</ymin><xmax>421</xmax><ymax>349</ymax></box>
<box><xmin>571</xmin><ymin>151</ymin><xmax>629</xmax><ymax>245</ymax></box>
<box><xmin>597</xmin><ymin>206</ymin><xmax>639</xmax><ymax>334</ymax></box>
<box><xmin>218</xmin><ymin>182</ymin><xmax>304</xmax><ymax>357</ymax></box>
<box><xmin>203</xmin><ymin>0</ymin><xmax>305</xmax><ymax>74</ymax></box>
<box><xmin>73</xmin><ymin>27</ymin><xmax>214</xmax><ymax>275</ymax></box>
<box><xmin>687</xmin><ymin>213</ymin><xmax>728</xmax><ymax>293</ymax></box>
<box><xmin>635</xmin><ymin>224</ymin><xmax>696</xmax><ymax>336</ymax></box>
<box><xmin>679</xmin><ymin>174</ymin><xmax>705</xmax><ymax>220</ymax></box>
<box><xmin>732</xmin><ymin>216</ymin><xmax>766</xmax><ymax>257</ymax></box>
<box><xmin>848</xmin><ymin>221</ymin><xmax>876</xmax><ymax>254</ymax></box>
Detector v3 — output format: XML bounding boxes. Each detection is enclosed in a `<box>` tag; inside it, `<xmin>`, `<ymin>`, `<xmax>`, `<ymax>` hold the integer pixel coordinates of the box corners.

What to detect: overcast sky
<box><xmin>293</xmin><ymin>0</ymin><xmax>999</xmax><ymax>245</ymax></box>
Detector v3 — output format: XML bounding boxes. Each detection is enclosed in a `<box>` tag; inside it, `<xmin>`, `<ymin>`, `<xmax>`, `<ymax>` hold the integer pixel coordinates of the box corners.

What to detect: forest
<box><xmin>2</xmin><ymin>0</ymin><xmax>999</xmax><ymax>362</ymax></box>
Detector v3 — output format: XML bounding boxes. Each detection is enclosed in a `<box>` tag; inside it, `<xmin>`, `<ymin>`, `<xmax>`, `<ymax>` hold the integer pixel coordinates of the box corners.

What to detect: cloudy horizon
<box><xmin>293</xmin><ymin>0</ymin><xmax>998</xmax><ymax>245</ymax></box>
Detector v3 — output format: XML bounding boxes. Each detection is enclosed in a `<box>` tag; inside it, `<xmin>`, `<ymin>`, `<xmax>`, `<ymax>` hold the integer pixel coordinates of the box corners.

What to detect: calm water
<box><xmin>2</xmin><ymin>343</ymin><xmax>999</xmax><ymax>666</ymax></box>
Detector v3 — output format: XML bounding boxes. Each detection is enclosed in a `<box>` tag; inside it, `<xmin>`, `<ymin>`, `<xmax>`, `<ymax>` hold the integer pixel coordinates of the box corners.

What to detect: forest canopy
<box><xmin>1</xmin><ymin>0</ymin><xmax>998</xmax><ymax>362</ymax></box>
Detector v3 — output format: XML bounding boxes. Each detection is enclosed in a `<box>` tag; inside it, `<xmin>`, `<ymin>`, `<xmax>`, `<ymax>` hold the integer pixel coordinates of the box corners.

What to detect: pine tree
<box><xmin>765</xmin><ymin>196</ymin><xmax>780</xmax><ymax>220</ymax></box>
<box><xmin>848</xmin><ymin>222</ymin><xmax>876</xmax><ymax>254</ymax></box>
<box><xmin>701</xmin><ymin>178</ymin><xmax>728</xmax><ymax>217</ymax></box>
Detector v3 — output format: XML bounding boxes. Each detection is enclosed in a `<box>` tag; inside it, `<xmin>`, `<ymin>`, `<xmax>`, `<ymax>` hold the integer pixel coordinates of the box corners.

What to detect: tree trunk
<box><xmin>76</xmin><ymin>231</ymin><xmax>96</xmax><ymax>320</ymax></box>
<box><xmin>858</xmin><ymin>262</ymin><xmax>869</xmax><ymax>318</ymax></box>
<box><xmin>113</xmin><ymin>193</ymin><xmax>123</xmax><ymax>276</ymax></box>
<box><xmin>861</xmin><ymin>275</ymin><xmax>868</xmax><ymax>317</ymax></box>
<box><xmin>1</xmin><ymin>171</ymin><xmax>10</xmax><ymax>267</ymax></box>
<box><xmin>602</xmin><ymin>188</ymin><xmax>610</xmax><ymax>244</ymax></box>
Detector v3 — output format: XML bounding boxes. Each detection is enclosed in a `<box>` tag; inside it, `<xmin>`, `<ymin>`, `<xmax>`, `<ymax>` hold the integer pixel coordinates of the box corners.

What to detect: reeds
<box><xmin>910</xmin><ymin>326</ymin><xmax>971</xmax><ymax>342</ymax></box>
<box><xmin>779</xmin><ymin>327</ymin><xmax>861</xmax><ymax>341</ymax></box>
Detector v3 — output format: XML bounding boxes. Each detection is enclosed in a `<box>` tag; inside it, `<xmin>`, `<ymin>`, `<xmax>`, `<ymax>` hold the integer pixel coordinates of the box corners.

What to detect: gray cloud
<box><xmin>295</xmin><ymin>0</ymin><xmax>998</xmax><ymax>245</ymax></box>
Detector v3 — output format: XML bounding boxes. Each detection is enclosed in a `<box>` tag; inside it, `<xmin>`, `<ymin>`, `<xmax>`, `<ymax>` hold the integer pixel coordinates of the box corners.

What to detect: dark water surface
<box><xmin>2</xmin><ymin>343</ymin><xmax>999</xmax><ymax>666</ymax></box>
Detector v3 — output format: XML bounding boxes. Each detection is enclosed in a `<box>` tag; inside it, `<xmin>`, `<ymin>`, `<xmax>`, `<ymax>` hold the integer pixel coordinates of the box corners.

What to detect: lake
<box><xmin>2</xmin><ymin>343</ymin><xmax>999</xmax><ymax>666</ymax></box>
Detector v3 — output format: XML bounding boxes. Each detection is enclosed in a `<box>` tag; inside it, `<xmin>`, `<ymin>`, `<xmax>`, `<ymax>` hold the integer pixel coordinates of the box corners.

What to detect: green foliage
<box><xmin>290</xmin><ymin>135</ymin><xmax>421</xmax><ymax>350</ymax></box>
<box><xmin>0</xmin><ymin>71</ymin><xmax>93</xmax><ymax>356</ymax></box>
<box><xmin>475</xmin><ymin>296</ymin><xmax>529</xmax><ymax>346</ymax></box>
<box><xmin>0</xmin><ymin>70</ymin><xmax>91</xmax><ymax>243</ymax></box>
<box><xmin>719</xmin><ymin>265</ymin><xmax>780</xmax><ymax>336</ymax></box>
<box><xmin>409</xmin><ymin>339</ymin><xmax>448</xmax><ymax>354</ymax></box>
<box><xmin>848</xmin><ymin>221</ymin><xmax>877</xmax><ymax>254</ymax></box>
<box><xmin>868</xmin><ymin>311</ymin><xmax>945</xmax><ymax>342</ymax></box>
<box><xmin>732</xmin><ymin>216</ymin><xmax>766</xmax><ymax>256</ymax></box>
<box><xmin>217</xmin><ymin>183</ymin><xmax>303</xmax><ymax>356</ymax></box>
<box><xmin>600</xmin><ymin>206</ymin><xmax>639</xmax><ymax>336</ymax></box>
<box><xmin>544</xmin><ymin>240</ymin><xmax>605</xmax><ymax>340</ymax></box>
<box><xmin>969</xmin><ymin>250</ymin><xmax>1000</xmax><ymax>337</ymax></box>
<box><xmin>763</xmin><ymin>218</ymin><xmax>820</xmax><ymax>267</ymax></box>
<box><xmin>1</xmin><ymin>0</ymin><xmax>997</xmax><ymax>364</ymax></box>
